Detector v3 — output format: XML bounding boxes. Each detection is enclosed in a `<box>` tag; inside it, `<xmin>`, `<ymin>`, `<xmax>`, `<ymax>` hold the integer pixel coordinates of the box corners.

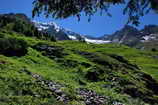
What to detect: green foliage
<box><xmin>32</xmin><ymin>0</ymin><xmax>158</xmax><ymax>25</ymax></box>
<box><xmin>151</xmin><ymin>48</ymin><xmax>157</xmax><ymax>52</ymax></box>
<box><xmin>0</xmin><ymin>13</ymin><xmax>56</xmax><ymax>41</ymax></box>
<box><xmin>0</xmin><ymin>37</ymin><xmax>28</xmax><ymax>56</ymax></box>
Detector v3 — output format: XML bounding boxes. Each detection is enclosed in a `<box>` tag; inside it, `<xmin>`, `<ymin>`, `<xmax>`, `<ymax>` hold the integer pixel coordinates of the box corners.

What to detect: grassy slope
<box><xmin>0</xmin><ymin>30</ymin><xmax>158</xmax><ymax>105</ymax></box>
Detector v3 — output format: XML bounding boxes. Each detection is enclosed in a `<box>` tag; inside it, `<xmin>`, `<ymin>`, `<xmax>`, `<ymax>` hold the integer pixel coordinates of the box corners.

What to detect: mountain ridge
<box><xmin>33</xmin><ymin>21</ymin><xmax>111</xmax><ymax>44</ymax></box>
<box><xmin>33</xmin><ymin>20</ymin><xmax>158</xmax><ymax>50</ymax></box>
<box><xmin>103</xmin><ymin>25</ymin><xmax>158</xmax><ymax>50</ymax></box>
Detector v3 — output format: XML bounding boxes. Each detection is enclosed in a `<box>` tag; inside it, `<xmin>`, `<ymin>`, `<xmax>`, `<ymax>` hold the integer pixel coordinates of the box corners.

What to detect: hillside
<box><xmin>0</xmin><ymin>13</ymin><xmax>56</xmax><ymax>41</ymax></box>
<box><xmin>0</xmin><ymin>28</ymin><xmax>158</xmax><ymax>105</ymax></box>
<box><xmin>0</xmin><ymin>14</ymin><xmax>158</xmax><ymax>105</ymax></box>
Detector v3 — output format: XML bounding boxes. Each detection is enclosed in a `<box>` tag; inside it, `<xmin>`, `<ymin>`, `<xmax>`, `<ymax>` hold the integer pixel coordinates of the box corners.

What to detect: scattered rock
<box><xmin>21</xmin><ymin>68</ymin><xmax>70</xmax><ymax>103</ymax></box>
<box><xmin>113</xmin><ymin>101</ymin><xmax>125</xmax><ymax>105</ymax></box>
<box><xmin>77</xmin><ymin>88</ymin><xmax>107</xmax><ymax>105</ymax></box>
<box><xmin>153</xmin><ymin>55</ymin><xmax>158</xmax><ymax>59</ymax></box>
<box><xmin>33</xmin><ymin>43</ymin><xmax>67</xmax><ymax>58</ymax></box>
<box><xmin>21</xmin><ymin>68</ymin><xmax>112</xmax><ymax>105</ymax></box>
<box><xmin>0</xmin><ymin>60</ymin><xmax>8</xmax><ymax>65</ymax></box>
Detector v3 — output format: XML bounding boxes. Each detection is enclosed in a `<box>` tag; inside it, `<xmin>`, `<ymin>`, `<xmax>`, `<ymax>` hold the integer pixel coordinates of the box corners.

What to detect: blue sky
<box><xmin>0</xmin><ymin>0</ymin><xmax>158</xmax><ymax>37</ymax></box>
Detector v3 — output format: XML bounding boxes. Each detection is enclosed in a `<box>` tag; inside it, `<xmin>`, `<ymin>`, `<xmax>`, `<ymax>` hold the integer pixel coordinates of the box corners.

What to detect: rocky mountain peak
<box><xmin>119</xmin><ymin>25</ymin><xmax>139</xmax><ymax>34</ymax></box>
<box><xmin>102</xmin><ymin>24</ymin><xmax>158</xmax><ymax>49</ymax></box>
<box><xmin>123</xmin><ymin>25</ymin><xmax>137</xmax><ymax>30</ymax></box>
<box><xmin>141</xmin><ymin>25</ymin><xmax>158</xmax><ymax>34</ymax></box>
<box><xmin>33</xmin><ymin>21</ymin><xmax>111</xmax><ymax>44</ymax></box>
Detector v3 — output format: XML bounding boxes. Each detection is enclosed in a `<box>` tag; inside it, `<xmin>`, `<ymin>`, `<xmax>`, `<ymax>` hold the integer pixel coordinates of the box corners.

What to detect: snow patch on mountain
<box><xmin>143</xmin><ymin>36</ymin><xmax>151</xmax><ymax>41</ymax></box>
<box><xmin>33</xmin><ymin>21</ymin><xmax>60</xmax><ymax>32</ymax></box>
<box><xmin>68</xmin><ymin>35</ymin><xmax>77</xmax><ymax>40</ymax></box>
<box><xmin>33</xmin><ymin>20</ymin><xmax>111</xmax><ymax>44</ymax></box>
<box><xmin>85</xmin><ymin>38</ymin><xmax>111</xmax><ymax>44</ymax></box>
<box><xmin>141</xmin><ymin>34</ymin><xmax>156</xmax><ymax>42</ymax></box>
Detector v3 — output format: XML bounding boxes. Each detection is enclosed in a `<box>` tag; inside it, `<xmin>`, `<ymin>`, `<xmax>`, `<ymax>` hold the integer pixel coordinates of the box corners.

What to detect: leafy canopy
<box><xmin>32</xmin><ymin>0</ymin><xmax>158</xmax><ymax>26</ymax></box>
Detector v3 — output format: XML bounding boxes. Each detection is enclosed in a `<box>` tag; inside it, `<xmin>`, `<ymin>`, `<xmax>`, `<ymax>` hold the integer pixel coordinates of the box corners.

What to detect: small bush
<box><xmin>85</xmin><ymin>66</ymin><xmax>106</xmax><ymax>82</ymax></box>
<box><xmin>0</xmin><ymin>37</ymin><xmax>28</xmax><ymax>56</ymax></box>
<box><xmin>151</xmin><ymin>48</ymin><xmax>157</xmax><ymax>52</ymax></box>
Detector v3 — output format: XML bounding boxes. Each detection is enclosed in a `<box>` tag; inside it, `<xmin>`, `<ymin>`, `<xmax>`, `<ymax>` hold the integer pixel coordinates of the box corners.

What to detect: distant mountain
<box><xmin>3</xmin><ymin>13</ymin><xmax>154</xmax><ymax>48</ymax></box>
<box><xmin>102</xmin><ymin>25</ymin><xmax>158</xmax><ymax>50</ymax></box>
<box><xmin>102</xmin><ymin>25</ymin><xmax>142</xmax><ymax>45</ymax></box>
<box><xmin>33</xmin><ymin>21</ymin><xmax>111</xmax><ymax>44</ymax></box>
<box><xmin>34</xmin><ymin>21</ymin><xmax>158</xmax><ymax>48</ymax></box>
<box><xmin>33</xmin><ymin>21</ymin><xmax>70</xmax><ymax>40</ymax></box>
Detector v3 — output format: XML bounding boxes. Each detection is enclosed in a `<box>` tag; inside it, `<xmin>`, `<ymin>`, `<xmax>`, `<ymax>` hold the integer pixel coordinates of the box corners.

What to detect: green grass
<box><xmin>0</xmin><ymin>30</ymin><xmax>158</xmax><ymax>105</ymax></box>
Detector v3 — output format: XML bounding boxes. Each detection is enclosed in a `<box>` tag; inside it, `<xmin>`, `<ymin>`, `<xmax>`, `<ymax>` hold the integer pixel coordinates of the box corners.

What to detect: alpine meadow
<box><xmin>0</xmin><ymin>0</ymin><xmax>158</xmax><ymax>105</ymax></box>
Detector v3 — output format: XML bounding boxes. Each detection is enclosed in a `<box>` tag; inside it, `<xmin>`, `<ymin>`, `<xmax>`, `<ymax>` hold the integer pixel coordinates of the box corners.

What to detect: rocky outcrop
<box><xmin>21</xmin><ymin>68</ymin><xmax>112</xmax><ymax>105</ymax></box>
<box><xmin>33</xmin><ymin>43</ymin><xmax>67</xmax><ymax>58</ymax></box>
<box><xmin>77</xmin><ymin>88</ymin><xmax>107</xmax><ymax>105</ymax></box>
<box><xmin>21</xmin><ymin>68</ymin><xmax>70</xmax><ymax>102</ymax></box>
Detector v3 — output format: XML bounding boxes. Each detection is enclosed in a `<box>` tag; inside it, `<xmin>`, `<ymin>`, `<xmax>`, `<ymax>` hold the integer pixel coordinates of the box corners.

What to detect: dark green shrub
<box><xmin>0</xmin><ymin>37</ymin><xmax>28</xmax><ymax>56</ymax></box>
<box><xmin>151</xmin><ymin>48</ymin><xmax>157</xmax><ymax>52</ymax></box>
<box><xmin>85</xmin><ymin>66</ymin><xmax>106</xmax><ymax>82</ymax></box>
<box><xmin>0</xmin><ymin>13</ymin><xmax>56</xmax><ymax>42</ymax></box>
<box><xmin>0</xmin><ymin>33</ymin><xmax>5</xmax><ymax>38</ymax></box>
<box><xmin>33</xmin><ymin>43</ymin><xmax>66</xmax><ymax>58</ymax></box>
